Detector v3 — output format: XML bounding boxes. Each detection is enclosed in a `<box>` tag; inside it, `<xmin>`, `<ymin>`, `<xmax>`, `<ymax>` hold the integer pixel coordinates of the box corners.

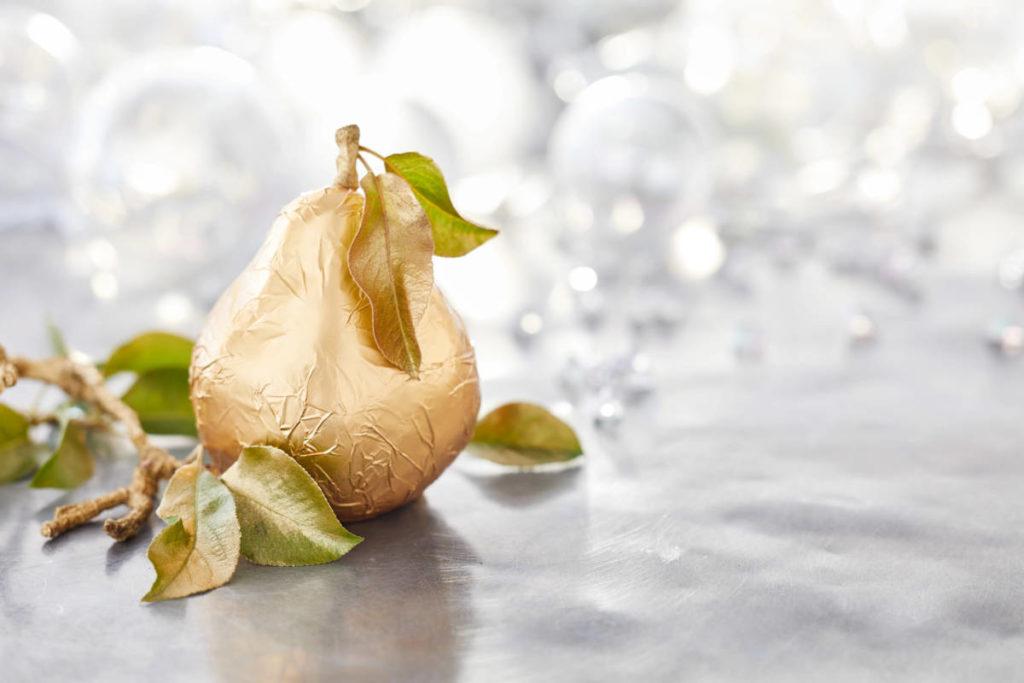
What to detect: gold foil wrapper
<box><xmin>190</xmin><ymin>186</ymin><xmax>481</xmax><ymax>521</ymax></box>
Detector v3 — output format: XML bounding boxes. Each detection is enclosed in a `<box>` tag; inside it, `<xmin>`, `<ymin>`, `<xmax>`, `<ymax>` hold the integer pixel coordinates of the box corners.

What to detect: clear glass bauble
<box><xmin>67</xmin><ymin>47</ymin><xmax>295</xmax><ymax>302</ymax></box>
<box><xmin>548</xmin><ymin>73</ymin><xmax>712</xmax><ymax>279</ymax></box>
<box><xmin>0</xmin><ymin>7</ymin><xmax>78</xmax><ymax>229</ymax></box>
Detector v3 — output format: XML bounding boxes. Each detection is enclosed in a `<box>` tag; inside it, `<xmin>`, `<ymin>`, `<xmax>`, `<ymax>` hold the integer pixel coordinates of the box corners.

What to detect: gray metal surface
<box><xmin>3</xmin><ymin>283</ymin><xmax>1024</xmax><ymax>681</ymax></box>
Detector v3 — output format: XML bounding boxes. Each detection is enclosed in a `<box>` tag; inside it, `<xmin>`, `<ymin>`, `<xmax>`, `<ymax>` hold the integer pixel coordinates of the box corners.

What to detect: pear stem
<box><xmin>356</xmin><ymin>153</ymin><xmax>375</xmax><ymax>178</ymax></box>
<box><xmin>358</xmin><ymin>145</ymin><xmax>386</xmax><ymax>163</ymax></box>
<box><xmin>334</xmin><ymin>125</ymin><xmax>361</xmax><ymax>190</ymax></box>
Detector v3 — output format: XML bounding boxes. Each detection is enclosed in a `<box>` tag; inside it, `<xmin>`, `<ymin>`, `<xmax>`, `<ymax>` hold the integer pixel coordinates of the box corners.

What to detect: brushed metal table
<box><xmin>2</xmin><ymin>277</ymin><xmax>1024</xmax><ymax>681</ymax></box>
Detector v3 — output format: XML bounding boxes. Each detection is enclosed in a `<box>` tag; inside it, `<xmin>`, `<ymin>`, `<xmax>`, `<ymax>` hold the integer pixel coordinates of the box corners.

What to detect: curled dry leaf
<box><xmin>222</xmin><ymin>445</ymin><xmax>362</xmax><ymax>566</ymax></box>
<box><xmin>144</xmin><ymin>459</ymin><xmax>240</xmax><ymax>602</ymax></box>
<box><xmin>468</xmin><ymin>402</ymin><xmax>583</xmax><ymax>467</ymax></box>
<box><xmin>30</xmin><ymin>415</ymin><xmax>94</xmax><ymax>489</ymax></box>
<box><xmin>348</xmin><ymin>172</ymin><xmax>435</xmax><ymax>377</ymax></box>
<box><xmin>385</xmin><ymin>152</ymin><xmax>498</xmax><ymax>257</ymax></box>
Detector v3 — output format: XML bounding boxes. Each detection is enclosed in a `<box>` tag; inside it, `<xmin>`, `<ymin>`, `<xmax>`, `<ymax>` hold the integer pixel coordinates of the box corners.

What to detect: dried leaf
<box><xmin>385</xmin><ymin>152</ymin><xmax>498</xmax><ymax>257</ymax></box>
<box><xmin>348</xmin><ymin>172</ymin><xmax>435</xmax><ymax>377</ymax></box>
<box><xmin>144</xmin><ymin>460</ymin><xmax>240</xmax><ymax>602</ymax></box>
<box><xmin>0</xmin><ymin>404</ymin><xmax>42</xmax><ymax>483</ymax></box>
<box><xmin>102</xmin><ymin>332</ymin><xmax>194</xmax><ymax>377</ymax></box>
<box><xmin>221</xmin><ymin>445</ymin><xmax>362</xmax><ymax>566</ymax></box>
<box><xmin>468</xmin><ymin>402</ymin><xmax>583</xmax><ymax>467</ymax></box>
<box><xmin>30</xmin><ymin>416</ymin><xmax>94</xmax><ymax>489</ymax></box>
<box><xmin>334</xmin><ymin>124</ymin><xmax>360</xmax><ymax>190</ymax></box>
<box><xmin>122</xmin><ymin>368</ymin><xmax>196</xmax><ymax>436</ymax></box>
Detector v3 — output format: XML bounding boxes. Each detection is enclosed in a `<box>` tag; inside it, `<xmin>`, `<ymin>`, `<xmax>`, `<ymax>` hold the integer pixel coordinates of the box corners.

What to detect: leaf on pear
<box><xmin>468</xmin><ymin>402</ymin><xmax>583</xmax><ymax>467</ymax></box>
<box><xmin>221</xmin><ymin>445</ymin><xmax>362</xmax><ymax>566</ymax></box>
<box><xmin>30</xmin><ymin>417</ymin><xmax>95</xmax><ymax>489</ymax></box>
<box><xmin>144</xmin><ymin>460</ymin><xmax>240</xmax><ymax>602</ymax></box>
<box><xmin>384</xmin><ymin>152</ymin><xmax>498</xmax><ymax>257</ymax></box>
<box><xmin>122</xmin><ymin>368</ymin><xmax>197</xmax><ymax>436</ymax></box>
<box><xmin>0</xmin><ymin>403</ymin><xmax>43</xmax><ymax>483</ymax></box>
<box><xmin>102</xmin><ymin>332</ymin><xmax>194</xmax><ymax>377</ymax></box>
<box><xmin>348</xmin><ymin>172</ymin><xmax>435</xmax><ymax>377</ymax></box>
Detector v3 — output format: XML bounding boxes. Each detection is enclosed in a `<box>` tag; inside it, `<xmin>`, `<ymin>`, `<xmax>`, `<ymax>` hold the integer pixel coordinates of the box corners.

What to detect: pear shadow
<box><xmin>200</xmin><ymin>498</ymin><xmax>478</xmax><ymax>681</ymax></box>
<box><xmin>461</xmin><ymin>467</ymin><xmax>582</xmax><ymax>508</ymax></box>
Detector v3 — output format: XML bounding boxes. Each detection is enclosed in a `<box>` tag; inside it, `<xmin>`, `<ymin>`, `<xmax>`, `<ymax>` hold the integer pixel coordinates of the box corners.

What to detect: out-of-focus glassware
<box><xmin>66</xmin><ymin>47</ymin><xmax>295</xmax><ymax>304</ymax></box>
<box><xmin>0</xmin><ymin>7</ymin><xmax>79</xmax><ymax>229</ymax></box>
<box><xmin>374</xmin><ymin>6</ymin><xmax>541</xmax><ymax>175</ymax></box>
<box><xmin>549</xmin><ymin>73</ymin><xmax>712</xmax><ymax>280</ymax></box>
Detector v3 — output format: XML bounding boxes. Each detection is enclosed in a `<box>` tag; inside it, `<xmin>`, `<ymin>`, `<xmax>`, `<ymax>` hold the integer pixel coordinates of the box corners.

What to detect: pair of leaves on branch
<box><xmin>0</xmin><ymin>323</ymin><xmax>90</xmax><ymax>488</ymax></box>
<box><xmin>105</xmin><ymin>331</ymin><xmax>196</xmax><ymax>437</ymax></box>
<box><xmin>0</xmin><ymin>404</ymin><xmax>47</xmax><ymax>483</ymax></box>
<box><xmin>144</xmin><ymin>445</ymin><xmax>362</xmax><ymax>602</ymax></box>
<box><xmin>30</xmin><ymin>407</ymin><xmax>94</xmax><ymax>488</ymax></box>
<box><xmin>0</xmin><ymin>400</ymin><xmax>96</xmax><ymax>488</ymax></box>
<box><xmin>347</xmin><ymin>143</ymin><xmax>497</xmax><ymax>377</ymax></box>
<box><xmin>0</xmin><ymin>331</ymin><xmax>196</xmax><ymax>490</ymax></box>
<box><xmin>44</xmin><ymin>330</ymin><xmax>196</xmax><ymax>488</ymax></box>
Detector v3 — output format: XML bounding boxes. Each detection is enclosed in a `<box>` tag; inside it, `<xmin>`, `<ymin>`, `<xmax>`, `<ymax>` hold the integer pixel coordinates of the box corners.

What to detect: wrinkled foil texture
<box><xmin>190</xmin><ymin>187</ymin><xmax>481</xmax><ymax>521</ymax></box>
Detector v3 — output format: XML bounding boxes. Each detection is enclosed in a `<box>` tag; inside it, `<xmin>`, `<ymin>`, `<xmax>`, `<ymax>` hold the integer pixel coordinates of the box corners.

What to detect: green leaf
<box><xmin>103</xmin><ymin>332</ymin><xmax>194</xmax><ymax>378</ymax></box>
<box><xmin>468</xmin><ymin>402</ymin><xmax>583</xmax><ymax>467</ymax></box>
<box><xmin>0</xmin><ymin>404</ymin><xmax>42</xmax><ymax>483</ymax></box>
<box><xmin>221</xmin><ymin>445</ymin><xmax>362</xmax><ymax>566</ymax></box>
<box><xmin>348</xmin><ymin>172</ymin><xmax>435</xmax><ymax>377</ymax></box>
<box><xmin>121</xmin><ymin>368</ymin><xmax>196</xmax><ymax>436</ymax></box>
<box><xmin>30</xmin><ymin>417</ymin><xmax>95</xmax><ymax>489</ymax></box>
<box><xmin>0</xmin><ymin>403</ymin><xmax>29</xmax><ymax>449</ymax></box>
<box><xmin>144</xmin><ymin>460</ymin><xmax>240</xmax><ymax>602</ymax></box>
<box><xmin>0</xmin><ymin>441</ymin><xmax>44</xmax><ymax>483</ymax></box>
<box><xmin>46</xmin><ymin>320</ymin><xmax>70</xmax><ymax>357</ymax></box>
<box><xmin>385</xmin><ymin>152</ymin><xmax>499</xmax><ymax>257</ymax></box>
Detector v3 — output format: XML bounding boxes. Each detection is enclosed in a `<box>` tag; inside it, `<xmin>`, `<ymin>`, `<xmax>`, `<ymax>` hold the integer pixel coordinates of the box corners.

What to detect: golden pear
<box><xmin>189</xmin><ymin>184</ymin><xmax>481</xmax><ymax>521</ymax></box>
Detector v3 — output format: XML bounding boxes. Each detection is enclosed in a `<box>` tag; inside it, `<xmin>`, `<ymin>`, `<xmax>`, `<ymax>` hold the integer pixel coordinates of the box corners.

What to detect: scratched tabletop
<box><xmin>2</xmin><ymin>275</ymin><xmax>1024</xmax><ymax>681</ymax></box>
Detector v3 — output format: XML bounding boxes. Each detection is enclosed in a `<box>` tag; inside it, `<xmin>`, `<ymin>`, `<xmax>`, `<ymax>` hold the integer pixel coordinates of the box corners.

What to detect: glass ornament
<box><xmin>549</xmin><ymin>73</ymin><xmax>712</xmax><ymax>276</ymax></box>
<box><xmin>0</xmin><ymin>7</ymin><xmax>78</xmax><ymax>229</ymax></box>
<box><xmin>67</xmin><ymin>47</ymin><xmax>295</xmax><ymax>302</ymax></box>
<box><xmin>374</xmin><ymin>7</ymin><xmax>541</xmax><ymax>174</ymax></box>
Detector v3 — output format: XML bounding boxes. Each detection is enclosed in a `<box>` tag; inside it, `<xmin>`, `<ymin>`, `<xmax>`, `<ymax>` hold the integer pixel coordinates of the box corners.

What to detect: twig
<box><xmin>0</xmin><ymin>345</ymin><xmax>16</xmax><ymax>394</ymax></box>
<box><xmin>0</xmin><ymin>344</ymin><xmax>184</xmax><ymax>541</ymax></box>
<box><xmin>27</xmin><ymin>412</ymin><xmax>108</xmax><ymax>429</ymax></box>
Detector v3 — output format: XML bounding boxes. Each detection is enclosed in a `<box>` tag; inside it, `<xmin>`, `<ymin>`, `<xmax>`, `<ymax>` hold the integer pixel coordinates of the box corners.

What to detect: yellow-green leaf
<box><xmin>144</xmin><ymin>460</ymin><xmax>240</xmax><ymax>602</ymax></box>
<box><xmin>46</xmin><ymin>320</ymin><xmax>70</xmax><ymax>357</ymax></box>
<box><xmin>122</xmin><ymin>368</ymin><xmax>196</xmax><ymax>436</ymax></box>
<box><xmin>0</xmin><ymin>404</ymin><xmax>42</xmax><ymax>483</ymax></box>
<box><xmin>469</xmin><ymin>402</ymin><xmax>583</xmax><ymax>467</ymax></box>
<box><xmin>385</xmin><ymin>152</ymin><xmax>499</xmax><ymax>257</ymax></box>
<box><xmin>0</xmin><ymin>403</ymin><xmax>28</xmax><ymax>445</ymax></box>
<box><xmin>348</xmin><ymin>172</ymin><xmax>435</xmax><ymax>377</ymax></box>
<box><xmin>103</xmin><ymin>332</ymin><xmax>194</xmax><ymax>377</ymax></box>
<box><xmin>221</xmin><ymin>445</ymin><xmax>362</xmax><ymax>566</ymax></box>
<box><xmin>30</xmin><ymin>418</ymin><xmax>94</xmax><ymax>489</ymax></box>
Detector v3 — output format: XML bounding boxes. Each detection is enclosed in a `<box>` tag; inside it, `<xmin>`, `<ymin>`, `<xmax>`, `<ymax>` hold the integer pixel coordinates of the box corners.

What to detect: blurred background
<box><xmin>2</xmin><ymin>0</ymin><xmax>1024</xmax><ymax>428</ymax></box>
